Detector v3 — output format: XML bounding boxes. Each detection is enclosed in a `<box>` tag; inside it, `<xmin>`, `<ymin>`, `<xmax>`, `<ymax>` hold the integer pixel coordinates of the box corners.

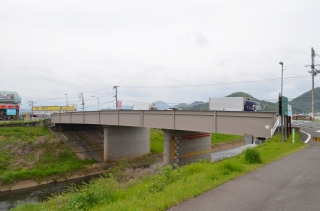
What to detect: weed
<box><xmin>244</xmin><ymin>148</ymin><xmax>262</xmax><ymax>164</ymax></box>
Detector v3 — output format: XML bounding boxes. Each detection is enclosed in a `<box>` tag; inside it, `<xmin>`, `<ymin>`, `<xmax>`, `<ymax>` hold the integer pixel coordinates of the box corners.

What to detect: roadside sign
<box><xmin>6</xmin><ymin>108</ymin><xmax>16</xmax><ymax>115</ymax></box>
<box><xmin>288</xmin><ymin>104</ymin><xmax>292</xmax><ymax>117</ymax></box>
<box><xmin>279</xmin><ymin>96</ymin><xmax>288</xmax><ymax>115</ymax></box>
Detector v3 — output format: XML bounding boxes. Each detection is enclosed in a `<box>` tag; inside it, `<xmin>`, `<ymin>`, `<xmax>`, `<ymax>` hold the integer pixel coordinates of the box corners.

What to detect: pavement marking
<box><xmin>317</xmin><ymin>130</ymin><xmax>320</xmax><ymax>132</ymax></box>
<box><xmin>300</xmin><ymin>130</ymin><xmax>311</xmax><ymax>143</ymax></box>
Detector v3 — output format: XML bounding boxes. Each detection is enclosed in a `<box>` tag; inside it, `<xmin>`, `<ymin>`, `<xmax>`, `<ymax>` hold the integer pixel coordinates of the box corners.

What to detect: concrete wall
<box><xmin>163</xmin><ymin>130</ymin><xmax>211</xmax><ymax>166</ymax></box>
<box><xmin>103</xmin><ymin>126</ymin><xmax>150</xmax><ymax>162</ymax></box>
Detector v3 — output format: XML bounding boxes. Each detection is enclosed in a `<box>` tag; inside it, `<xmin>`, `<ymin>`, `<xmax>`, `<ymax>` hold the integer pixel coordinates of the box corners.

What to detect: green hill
<box><xmin>289</xmin><ymin>87</ymin><xmax>320</xmax><ymax>114</ymax></box>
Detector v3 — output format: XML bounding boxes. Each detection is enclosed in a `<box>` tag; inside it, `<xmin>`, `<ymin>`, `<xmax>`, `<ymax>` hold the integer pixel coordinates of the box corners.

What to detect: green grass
<box><xmin>0</xmin><ymin>126</ymin><xmax>95</xmax><ymax>185</ymax></box>
<box><xmin>0</xmin><ymin>119</ymin><xmax>45</xmax><ymax>125</ymax></box>
<box><xmin>211</xmin><ymin>133</ymin><xmax>243</xmax><ymax>145</ymax></box>
<box><xmin>150</xmin><ymin>129</ymin><xmax>164</xmax><ymax>154</ymax></box>
<box><xmin>13</xmin><ymin>133</ymin><xmax>305</xmax><ymax>211</ymax></box>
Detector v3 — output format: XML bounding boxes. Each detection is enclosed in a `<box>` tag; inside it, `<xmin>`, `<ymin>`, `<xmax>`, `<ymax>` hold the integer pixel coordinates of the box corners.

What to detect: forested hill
<box><xmin>290</xmin><ymin>87</ymin><xmax>320</xmax><ymax>114</ymax></box>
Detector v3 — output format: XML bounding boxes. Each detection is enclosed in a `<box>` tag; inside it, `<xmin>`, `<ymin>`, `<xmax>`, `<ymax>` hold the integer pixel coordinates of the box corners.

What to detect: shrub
<box><xmin>244</xmin><ymin>148</ymin><xmax>262</xmax><ymax>164</ymax></box>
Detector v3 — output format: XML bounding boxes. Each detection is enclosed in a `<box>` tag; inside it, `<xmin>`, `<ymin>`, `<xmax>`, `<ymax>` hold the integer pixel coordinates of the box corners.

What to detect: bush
<box><xmin>244</xmin><ymin>148</ymin><xmax>262</xmax><ymax>164</ymax></box>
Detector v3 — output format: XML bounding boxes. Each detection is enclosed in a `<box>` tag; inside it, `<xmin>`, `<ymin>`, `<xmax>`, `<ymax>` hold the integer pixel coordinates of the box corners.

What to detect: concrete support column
<box><xmin>163</xmin><ymin>130</ymin><xmax>211</xmax><ymax>166</ymax></box>
<box><xmin>103</xmin><ymin>127</ymin><xmax>108</xmax><ymax>162</ymax></box>
<box><xmin>103</xmin><ymin>126</ymin><xmax>150</xmax><ymax>162</ymax></box>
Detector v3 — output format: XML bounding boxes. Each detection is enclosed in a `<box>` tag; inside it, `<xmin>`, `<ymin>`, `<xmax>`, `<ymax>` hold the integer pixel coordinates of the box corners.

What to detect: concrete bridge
<box><xmin>51</xmin><ymin>110</ymin><xmax>278</xmax><ymax>165</ymax></box>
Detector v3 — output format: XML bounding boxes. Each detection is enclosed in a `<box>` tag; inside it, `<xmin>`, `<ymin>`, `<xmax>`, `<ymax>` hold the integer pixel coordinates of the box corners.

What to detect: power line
<box><xmin>121</xmin><ymin>75</ymin><xmax>311</xmax><ymax>89</ymax></box>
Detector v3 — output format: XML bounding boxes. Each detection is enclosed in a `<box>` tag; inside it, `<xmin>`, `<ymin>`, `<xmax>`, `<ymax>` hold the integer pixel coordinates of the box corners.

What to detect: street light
<box><xmin>92</xmin><ymin>96</ymin><xmax>100</xmax><ymax>111</ymax></box>
<box><xmin>279</xmin><ymin>61</ymin><xmax>284</xmax><ymax>142</ymax></box>
<box><xmin>279</xmin><ymin>62</ymin><xmax>284</xmax><ymax>97</ymax></box>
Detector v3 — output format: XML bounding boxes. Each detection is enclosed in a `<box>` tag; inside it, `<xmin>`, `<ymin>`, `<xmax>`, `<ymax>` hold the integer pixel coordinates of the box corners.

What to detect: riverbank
<box><xmin>12</xmin><ymin>134</ymin><xmax>305</xmax><ymax>211</ymax></box>
<box><xmin>0</xmin><ymin>126</ymin><xmax>95</xmax><ymax>189</ymax></box>
<box><xmin>0</xmin><ymin>163</ymin><xmax>105</xmax><ymax>193</ymax></box>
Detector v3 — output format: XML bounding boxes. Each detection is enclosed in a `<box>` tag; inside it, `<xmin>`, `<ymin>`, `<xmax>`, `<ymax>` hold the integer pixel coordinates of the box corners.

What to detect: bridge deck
<box><xmin>51</xmin><ymin>110</ymin><xmax>278</xmax><ymax>138</ymax></box>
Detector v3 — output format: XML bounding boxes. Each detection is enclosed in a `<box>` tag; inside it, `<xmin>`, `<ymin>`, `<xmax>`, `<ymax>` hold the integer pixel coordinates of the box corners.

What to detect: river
<box><xmin>0</xmin><ymin>176</ymin><xmax>98</xmax><ymax>211</ymax></box>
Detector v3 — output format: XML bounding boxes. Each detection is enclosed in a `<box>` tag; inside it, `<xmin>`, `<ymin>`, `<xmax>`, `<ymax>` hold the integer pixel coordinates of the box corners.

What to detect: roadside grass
<box><xmin>0</xmin><ymin>119</ymin><xmax>45</xmax><ymax>125</ymax></box>
<box><xmin>13</xmin><ymin>133</ymin><xmax>305</xmax><ymax>211</ymax></box>
<box><xmin>0</xmin><ymin>126</ymin><xmax>95</xmax><ymax>185</ymax></box>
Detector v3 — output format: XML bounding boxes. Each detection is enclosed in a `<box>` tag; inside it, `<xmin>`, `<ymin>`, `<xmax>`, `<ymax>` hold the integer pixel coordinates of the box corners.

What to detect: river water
<box><xmin>0</xmin><ymin>176</ymin><xmax>97</xmax><ymax>211</ymax></box>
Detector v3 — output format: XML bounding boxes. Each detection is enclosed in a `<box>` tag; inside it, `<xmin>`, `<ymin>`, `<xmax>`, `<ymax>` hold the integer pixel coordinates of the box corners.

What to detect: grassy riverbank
<box><xmin>0</xmin><ymin>127</ymin><xmax>95</xmax><ymax>185</ymax></box>
<box><xmin>13</xmin><ymin>133</ymin><xmax>305</xmax><ymax>211</ymax></box>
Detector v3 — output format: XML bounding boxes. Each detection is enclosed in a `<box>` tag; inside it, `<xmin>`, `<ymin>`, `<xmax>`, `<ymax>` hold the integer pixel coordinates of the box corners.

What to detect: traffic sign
<box><xmin>279</xmin><ymin>96</ymin><xmax>288</xmax><ymax>115</ymax></box>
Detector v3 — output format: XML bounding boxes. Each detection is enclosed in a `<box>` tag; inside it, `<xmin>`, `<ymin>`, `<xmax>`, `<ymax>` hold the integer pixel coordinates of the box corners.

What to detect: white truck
<box><xmin>209</xmin><ymin>97</ymin><xmax>261</xmax><ymax>111</ymax></box>
<box><xmin>133</xmin><ymin>102</ymin><xmax>158</xmax><ymax>110</ymax></box>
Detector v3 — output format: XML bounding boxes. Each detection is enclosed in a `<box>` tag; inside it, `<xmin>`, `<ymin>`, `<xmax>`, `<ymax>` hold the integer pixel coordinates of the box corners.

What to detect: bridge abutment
<box><xmin>163</xmin><ymin>130</ymin><xmax>211</xmax><ymax>166</ymax></box>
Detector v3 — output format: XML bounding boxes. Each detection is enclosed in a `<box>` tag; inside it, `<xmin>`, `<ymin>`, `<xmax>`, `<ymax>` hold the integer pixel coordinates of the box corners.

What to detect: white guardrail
<box><xmin>271</xmin><ymin>116</ymin><xmax>280</xmax><ymax>137</ymax></box>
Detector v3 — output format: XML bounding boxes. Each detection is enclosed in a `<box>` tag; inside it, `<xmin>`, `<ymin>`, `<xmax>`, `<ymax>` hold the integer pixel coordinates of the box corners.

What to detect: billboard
<box><xmin>6</xmin><ymin>109</ymin><xmax>16</xmax><ymax>115</ymax></box>
<box><xmin>0</xmin><ymin>91</ymin><xmax>20</xmax><ymax>104</ymax></box>
<box><xmin>33</xmin><ymin>106</ymin><xmax>75</xmax><ymax>111</ymax></box>
<box><xmin>0</xmin><ymin>93</ymin><xmax>14</xmax><ymax>100</ymax></box>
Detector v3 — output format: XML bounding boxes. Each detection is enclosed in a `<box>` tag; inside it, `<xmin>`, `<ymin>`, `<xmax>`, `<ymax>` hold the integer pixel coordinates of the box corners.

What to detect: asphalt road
<box><xmin>169</xmin><ymin>121</ymin><xmax>320</xmax><ymax>211</ymax></box>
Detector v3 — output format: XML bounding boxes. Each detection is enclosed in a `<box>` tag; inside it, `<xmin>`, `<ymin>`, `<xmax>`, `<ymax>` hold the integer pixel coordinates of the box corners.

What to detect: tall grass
<box><xmin>13</xmin><ymin>133</ymin><xmax>305</xmax><ymax>211</ymax></box>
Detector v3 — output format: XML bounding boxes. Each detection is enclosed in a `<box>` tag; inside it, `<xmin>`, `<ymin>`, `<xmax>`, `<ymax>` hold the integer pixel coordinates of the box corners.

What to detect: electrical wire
<box><xmin>120</xmin><ymin>75</ymin><xmax>311</xmax><ymax>89</ymax></box>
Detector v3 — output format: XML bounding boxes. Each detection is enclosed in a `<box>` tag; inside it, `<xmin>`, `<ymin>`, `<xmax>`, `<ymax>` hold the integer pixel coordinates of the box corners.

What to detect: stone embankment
<box><xmin>211</xmin><ymin>139</ymin><xmax>244</xmax><ymax>152</ymax></box>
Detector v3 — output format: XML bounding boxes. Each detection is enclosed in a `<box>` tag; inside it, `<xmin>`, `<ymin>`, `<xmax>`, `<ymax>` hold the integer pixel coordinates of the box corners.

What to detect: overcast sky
<box><xmin>1</xmin><ymin>0</ymin><xmax>320</xmax><ymax>110</ymax></box>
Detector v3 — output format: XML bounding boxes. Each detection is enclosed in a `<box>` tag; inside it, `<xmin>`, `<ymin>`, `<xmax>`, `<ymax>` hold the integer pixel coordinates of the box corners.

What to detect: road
<box><xmin>169</xmin><ymin>121</ymin><xmax>320</xmax><ymax>211</ymax></box>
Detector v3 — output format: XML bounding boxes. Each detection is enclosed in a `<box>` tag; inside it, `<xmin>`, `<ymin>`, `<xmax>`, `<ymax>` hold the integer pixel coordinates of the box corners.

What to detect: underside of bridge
<box><xmin>52</xmin><ymin>124</ymin><xmax>212</xmax><ymax>165</ymax></box>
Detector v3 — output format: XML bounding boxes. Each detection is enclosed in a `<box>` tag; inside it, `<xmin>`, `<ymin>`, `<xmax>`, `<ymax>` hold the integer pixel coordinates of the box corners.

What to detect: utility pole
<box><xmin>79</xmin><ymin>93</ymin><xmax>85</xmax><ymax>111</ymax></box>
<box><xmin>29</xmin><ymin>101</ymin><xmax>35</xmax><ymax>115</ymax></box>
<box><xmin>113</xmin><ymin>86</ymin><xmax>119</xmax><ymax>109</ymax></box>
<box><xmin>306</xmin><ymin>48</ymin><xmax>320</xmax><ymax>121</ymax></box>
<box><xmin>311</xmin><ymin>47</ymin><xmax>315</xmax><ymax>121</ymax></box>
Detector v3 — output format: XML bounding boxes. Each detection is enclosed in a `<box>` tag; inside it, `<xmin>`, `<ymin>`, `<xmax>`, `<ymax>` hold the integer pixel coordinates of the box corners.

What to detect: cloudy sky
<box><xmin>1</xmin><ymin>0</ymin><xmax>320</xmax><ymax>110</ymax></box>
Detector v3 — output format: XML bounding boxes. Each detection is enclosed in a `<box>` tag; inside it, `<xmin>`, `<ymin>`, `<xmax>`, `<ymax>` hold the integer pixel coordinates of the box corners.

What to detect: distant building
<box><xmin>32</xmin><ymin>105</ymin><xmax>77</xmax><ymax>116</ymax></box>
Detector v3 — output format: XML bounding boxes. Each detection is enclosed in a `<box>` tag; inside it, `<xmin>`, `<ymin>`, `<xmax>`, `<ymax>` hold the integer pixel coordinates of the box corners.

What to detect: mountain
<box><xmin>153</xmin><ymin>101</ymin><xmax>171</xmax><ymax>110</ymax></box>
<box><xmin>19</xmin><ymin>108</ymin><xmax>31</xmax><ymax>114</ymax></box>
<box><xmin>175</xmin><ymin>103</ymin><xmax>188</xmax><ymax>108</ymax></box>
<box><xmin>289</xmin><ymin>87</ymin><xmax>320</xmax><ymax>114</ymax></box>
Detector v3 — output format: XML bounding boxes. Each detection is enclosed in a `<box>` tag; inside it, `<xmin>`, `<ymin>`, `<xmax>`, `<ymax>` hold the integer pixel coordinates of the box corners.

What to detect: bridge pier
<box><xmin>163</xmin><ymin>130</ymin><xmax>211</xmax><ymax>166</ymax></box>
<box><xmin>103</xmin><ymin>126</ymin><xmax>150</xmax><ymax>162</ymax></box>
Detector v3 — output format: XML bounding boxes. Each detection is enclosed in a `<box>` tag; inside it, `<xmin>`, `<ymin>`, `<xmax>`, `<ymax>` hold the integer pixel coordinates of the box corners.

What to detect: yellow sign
<box><xmin>313</xmin><ymin>137</ymin><xmax>320</xmax><ymax>142</ymax></box>
<box><xmin>32</xmin><ymin>106</ymin><xmax>75</xmax><ymax>111</ymax></box>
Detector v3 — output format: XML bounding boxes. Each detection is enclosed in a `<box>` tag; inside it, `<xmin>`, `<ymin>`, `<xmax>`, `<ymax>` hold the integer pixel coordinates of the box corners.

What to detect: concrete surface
<box><xmin>211</xmin><ymin>144</ymin><xmax>256</xmax><ymax>162</ymax></box>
